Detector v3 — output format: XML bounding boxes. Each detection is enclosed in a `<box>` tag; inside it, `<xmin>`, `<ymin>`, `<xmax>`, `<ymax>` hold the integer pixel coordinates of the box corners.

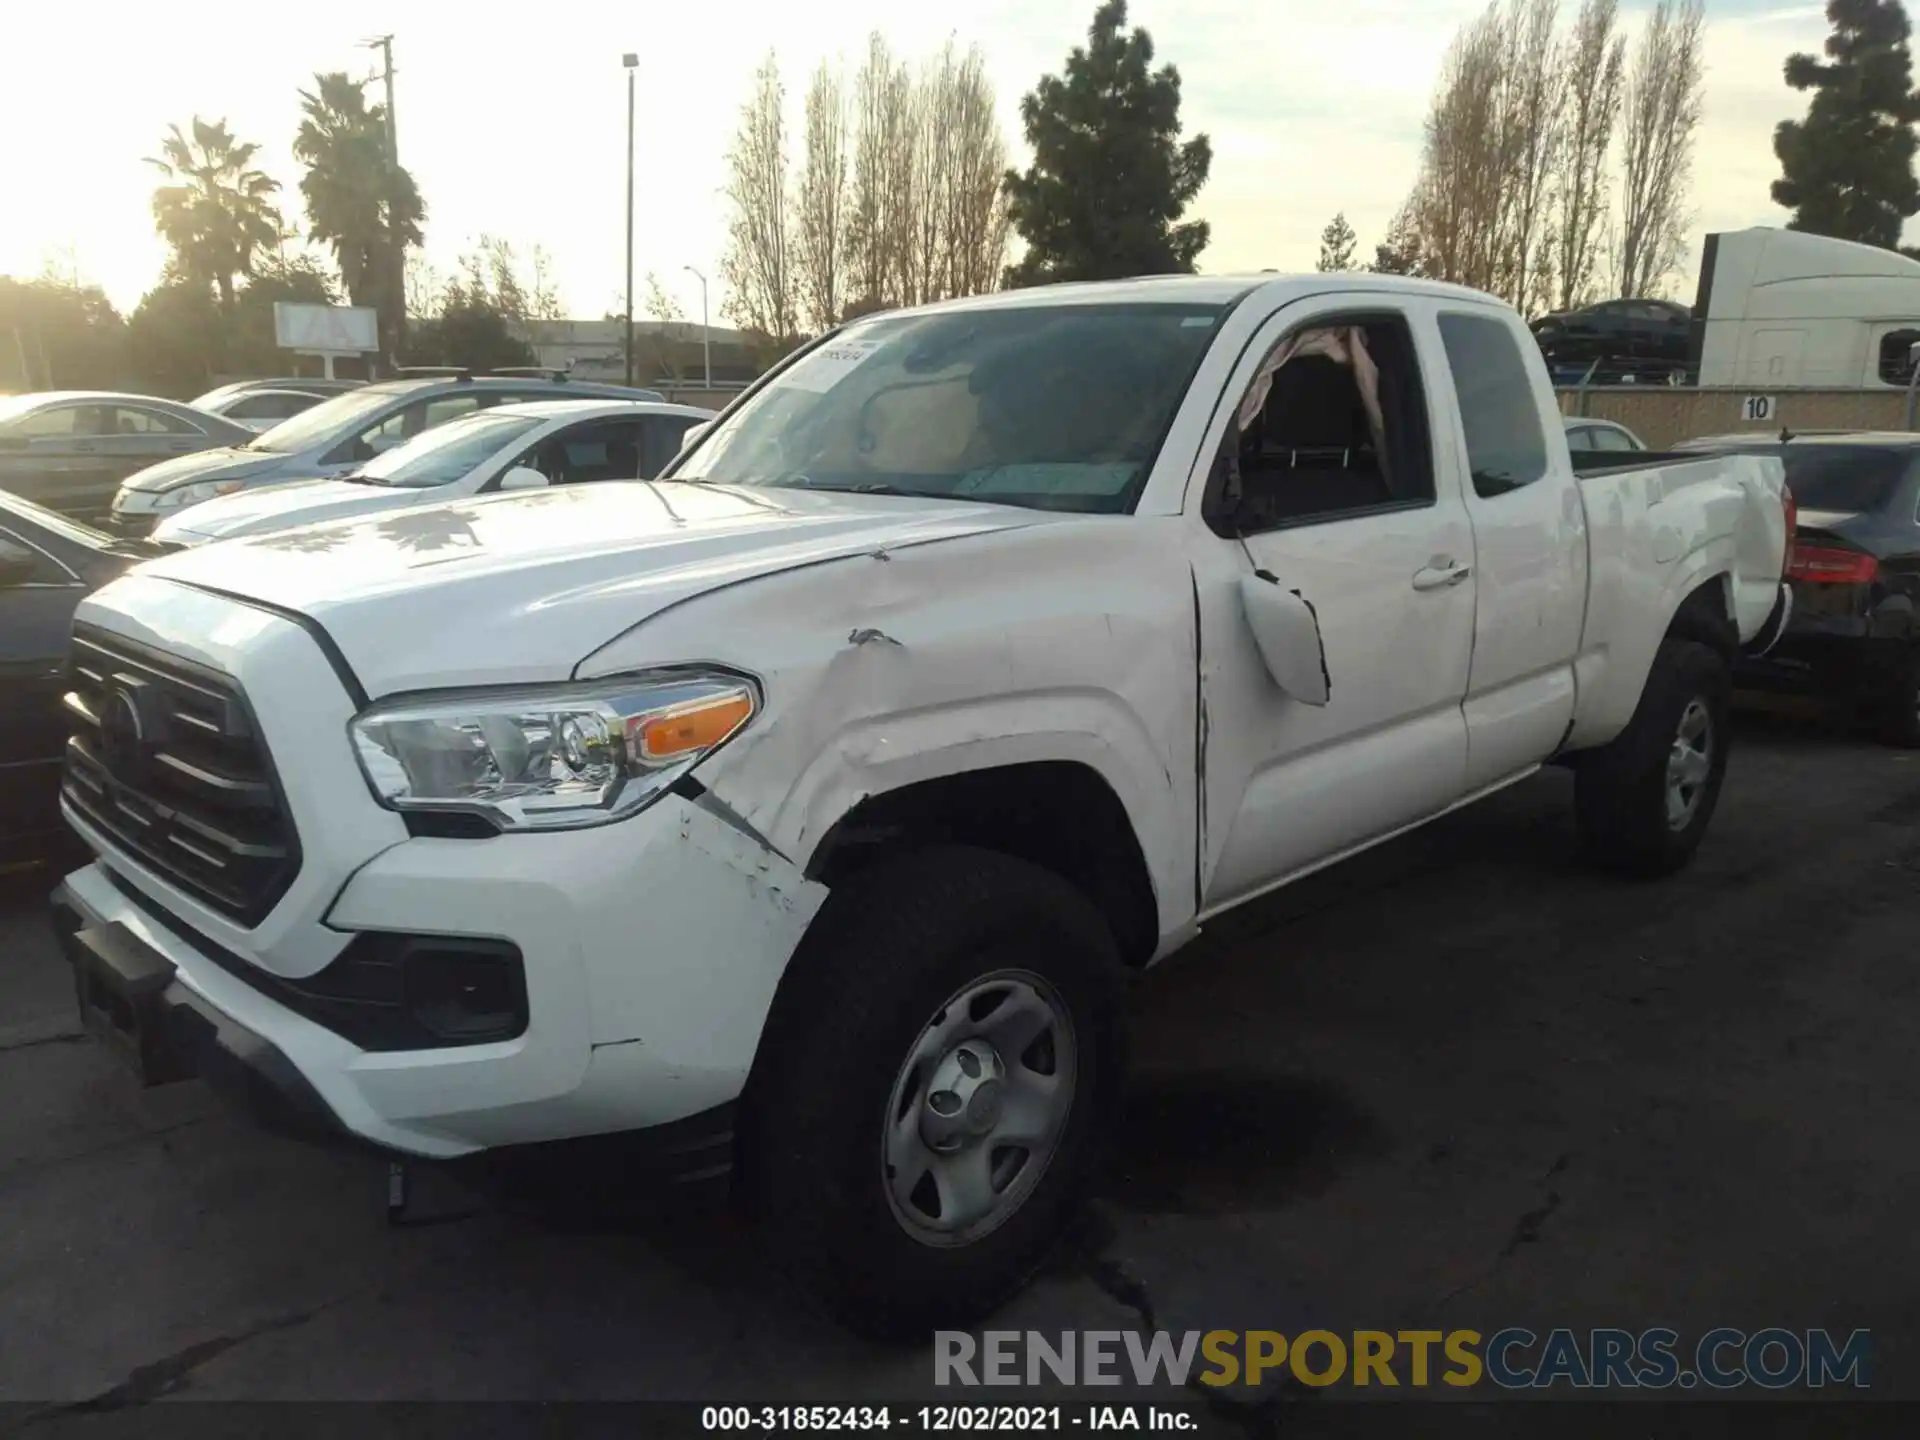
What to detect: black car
<box><xmin>0</xmin><ymin>491</ymin><xmax>165</xmax><ymax>868</ymax></box>
<box><xmin>1674</xmin><ymin>431</ymin><xmax>1920</xmax><ymax>744</ymax></box>
<box><xmin>1532</xmin><ymin>299</ymin><xmax>1692</xmax><ymax>382</ymax></box>
<box><xmin>0</xmin><ymin>391</ymin><xmax>257</xmax><ymax>524</ymax></box>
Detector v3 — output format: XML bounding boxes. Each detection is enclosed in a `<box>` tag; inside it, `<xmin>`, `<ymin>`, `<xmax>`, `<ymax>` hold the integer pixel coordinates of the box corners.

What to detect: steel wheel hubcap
<box><xmin>882</xmin><ymin>970</ymin><xmax>1076</xmax><ymax>1248</ymax></box>
<box><xmin>1665</xmin><ymin>698</ymin><xmax>1713</xmax><ymax>831</ymax></box>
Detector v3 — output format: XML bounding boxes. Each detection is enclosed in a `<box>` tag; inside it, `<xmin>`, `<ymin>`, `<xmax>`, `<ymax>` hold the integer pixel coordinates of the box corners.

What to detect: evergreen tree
<box><xmin>1317</xmin><ymin>213</ymin><xmax>1359</xmax><ymax>271</ymax></box>
<box><xmin>1773</xmin><ymin>0</ymin><xmax>1920</xmax><ymax>248</ymax></box>
<box><xmin>1003</xmin><ymin>1</ymin><xmax>1212</xmax><ymax>286</ymax></box>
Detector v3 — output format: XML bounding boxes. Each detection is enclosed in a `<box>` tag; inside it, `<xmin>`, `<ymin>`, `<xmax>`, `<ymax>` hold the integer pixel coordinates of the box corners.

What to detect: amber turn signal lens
<box><xmin>631</xmin><ymin>690</ymin><xmax>755</xmax><ymax>762</ymax></box>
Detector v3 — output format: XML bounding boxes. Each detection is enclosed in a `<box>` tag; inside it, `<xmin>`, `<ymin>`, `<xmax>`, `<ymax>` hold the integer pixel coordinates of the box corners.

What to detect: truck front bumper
<box><xmin>52</xmin><ymin>891</ymin><xmax>352</xmax><ymax>1147</ymax></box>
<box><xmin>57</xmin><ymin>792</ymin><xmax>826</xmax><ymax>1169</ymax></box>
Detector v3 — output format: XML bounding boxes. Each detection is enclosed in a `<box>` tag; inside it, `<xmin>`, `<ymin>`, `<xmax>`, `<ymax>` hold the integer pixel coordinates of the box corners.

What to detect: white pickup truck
<box><xmin>52</xmin><ymin>274</ymin><xmax>1789</xmax><ymax>1335</ymax></box>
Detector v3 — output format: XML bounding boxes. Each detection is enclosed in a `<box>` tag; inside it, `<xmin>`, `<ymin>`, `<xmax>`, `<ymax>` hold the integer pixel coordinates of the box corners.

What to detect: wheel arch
<box><xmin>802</xmin><ymin>758</ymin><xmax>1163</xmax><ymax>970</ymax></box>
<box><xmin>1568</xmin><ymin>556</ymin><xmax>1739</xmax><ymax>751</ymax></box>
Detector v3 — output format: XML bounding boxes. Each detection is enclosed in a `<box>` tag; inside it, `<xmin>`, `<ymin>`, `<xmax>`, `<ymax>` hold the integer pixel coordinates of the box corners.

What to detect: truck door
<box><xmin>1433</xmin><ymin>308</ymin><xmax>1589</xmax><ymax>792</ymax></box>
<box><xmin>1189</xmin><ymin>300</ymin><xmax>1476</xmax><ymax>909</ymax></box>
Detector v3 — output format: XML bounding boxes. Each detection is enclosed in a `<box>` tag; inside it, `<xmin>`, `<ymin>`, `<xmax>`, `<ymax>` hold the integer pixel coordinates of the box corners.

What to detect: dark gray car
<box><xmin>1676</xmin><ymin>431</ymin><xmax>1920</xmax><ymax>745</ymax></box>
<box><xmin>0</xmin><ymin>392</ymin><xmax>256</xmax><ymax>525</ymax></box>
<box><xmin>107</xmin><ymin>372</ymin><xmax>666</xmax><ymax>536</ymax></box>
<box><xmin>0</xmin><ymin>491</ymin><xmax>166</xmax><ymax>868</ymax></box>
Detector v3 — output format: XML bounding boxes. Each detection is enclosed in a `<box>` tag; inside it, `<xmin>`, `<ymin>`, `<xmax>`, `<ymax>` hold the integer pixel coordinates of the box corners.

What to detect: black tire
<box><xmin>741</xmin><ymin>845</ymin><xmax>1125</xmax><ymax>1338</ymax></box>
<box><xmin>1576</xmin><ymin>638</ymin><xmax>1731</xmax><ymax>877</ymax></box>
<box><xmin>1874</xmin><ymin>649</ymin><xmax>1920</xmax><ymax>749</ymax></box>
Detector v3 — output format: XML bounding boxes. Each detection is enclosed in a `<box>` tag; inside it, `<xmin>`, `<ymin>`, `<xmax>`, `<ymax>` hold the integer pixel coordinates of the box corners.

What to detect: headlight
<box><xmin>155</xmin><ymin>478</ymin><xmax>246</xmax><ymax>511</ymax></box>
<box><xmin>349</xmin><ymin>672</ymin><xmax>758</xmax><ymax>832</ymax></box>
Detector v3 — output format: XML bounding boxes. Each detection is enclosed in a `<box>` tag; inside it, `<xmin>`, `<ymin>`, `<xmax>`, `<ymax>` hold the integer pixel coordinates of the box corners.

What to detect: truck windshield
<box><xmin>669</xmin><ymin>302</ymin><xmax>1227</xmax><ymax>514</ymax></box>
<box><xmin>1778</xmin><ymin>447</ymin><xmax>1911</xmax><ymax>514</ymax></box>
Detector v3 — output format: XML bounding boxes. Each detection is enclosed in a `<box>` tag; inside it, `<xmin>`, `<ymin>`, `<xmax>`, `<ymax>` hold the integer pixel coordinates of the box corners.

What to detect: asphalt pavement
<box><xmin>2</xmin><ymin>707</ymin><xmax>1917</xmax><ymax>1428</ymax></box>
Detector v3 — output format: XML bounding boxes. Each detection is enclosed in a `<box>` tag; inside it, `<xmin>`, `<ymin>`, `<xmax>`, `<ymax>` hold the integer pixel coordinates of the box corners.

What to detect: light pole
<box><xmin>361</xmin><ymin>34</ymin><xmax>403</xmax><ymax>370</ymax></box>
<box><xmin>683</xmin><ymin>265</ymin><xmax>711</xmax><ymax>389</ymax></box>
<box><xmin>1905</xmin><ymin>339</ymin><xmax>1920</xmax><ymax>431</ymax></box>
<box><xmin>623</xmin><ymin>53</ymin><xmax>638</xmax><ymax>388</ymax></box>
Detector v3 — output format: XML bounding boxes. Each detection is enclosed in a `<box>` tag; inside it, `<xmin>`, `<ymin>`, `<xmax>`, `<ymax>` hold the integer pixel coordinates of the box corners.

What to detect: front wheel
<box><xmin>743</xmin><ymin>847</ymin><xmax>1125</xmax><ymax>1337</ymax></box>
<box><xmin>1576</xmin><ymin>639</ymin><xmax>1732</xmax><ymax>877</ymax></box>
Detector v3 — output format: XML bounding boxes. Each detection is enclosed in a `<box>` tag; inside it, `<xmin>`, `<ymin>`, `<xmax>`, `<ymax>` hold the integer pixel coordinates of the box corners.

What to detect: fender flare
<box><xmin>756</xmin><ymin>701</ymin><xmax>1187</xmax><ymax>940</ymax></box>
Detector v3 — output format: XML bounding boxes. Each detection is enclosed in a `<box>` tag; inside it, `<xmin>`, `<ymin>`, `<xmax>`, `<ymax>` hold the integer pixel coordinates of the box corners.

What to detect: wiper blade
<box><xmin>796</xmin><ymin>481</ymin><xmax>919</xmax><ymax>497</ymax></box>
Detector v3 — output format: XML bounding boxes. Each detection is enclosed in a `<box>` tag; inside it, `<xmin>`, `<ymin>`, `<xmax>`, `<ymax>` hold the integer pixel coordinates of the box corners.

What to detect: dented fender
<box><xmin>577</xmin><ymin>517</ymin><xmax>1202</xmax><ymax>941</ymax></box>
<box><xmin>1565</xmin><ymin>452</ymin><xmax>1787</xmax><ymax>751</ymax></box>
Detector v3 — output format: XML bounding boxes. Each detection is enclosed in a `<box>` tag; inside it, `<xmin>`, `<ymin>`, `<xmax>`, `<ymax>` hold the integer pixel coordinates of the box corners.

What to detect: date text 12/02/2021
<box><xmin>701</xmin><ymin>1405</ymin><xmax>1198</xmax><ymax>1431</ymax></box>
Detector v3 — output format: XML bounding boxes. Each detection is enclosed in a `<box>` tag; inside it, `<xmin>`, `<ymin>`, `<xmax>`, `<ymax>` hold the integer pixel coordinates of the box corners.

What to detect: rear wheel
<box><xmin>743</xmin><ymin>846</ymin><xmax>1124</xmax><ymax>1337</ymax></box>
<box><xmin>1577</xmin><ymin>639</ymin><xmax>1731</xmax><ymax>877</ymax></box>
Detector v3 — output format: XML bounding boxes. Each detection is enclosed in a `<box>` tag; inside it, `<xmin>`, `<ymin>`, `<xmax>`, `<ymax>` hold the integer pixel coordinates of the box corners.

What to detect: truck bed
<box><xmin>1567</xmin><ymin>450</ymin><xmax>1706</xmax><ymax>475</ymax></box>
<box><xmin>1562</xmin><ymin>448</ymin><xmax>1789</xmax><ymax>751</ymax></box>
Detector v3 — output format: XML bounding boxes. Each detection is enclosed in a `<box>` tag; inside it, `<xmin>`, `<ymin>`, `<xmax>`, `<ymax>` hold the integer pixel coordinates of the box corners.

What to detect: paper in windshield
<box><xmin>775</xmin><ymin>339</ymin><xmax>885</xmax><ymax>394</ymax></box>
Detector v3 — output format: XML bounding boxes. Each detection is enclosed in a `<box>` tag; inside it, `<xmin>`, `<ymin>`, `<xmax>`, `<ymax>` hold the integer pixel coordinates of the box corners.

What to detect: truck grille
<box><xmin>61</xmin><ymin>625</ymin><xmax>301</xmax><ymax>928</ymax></box>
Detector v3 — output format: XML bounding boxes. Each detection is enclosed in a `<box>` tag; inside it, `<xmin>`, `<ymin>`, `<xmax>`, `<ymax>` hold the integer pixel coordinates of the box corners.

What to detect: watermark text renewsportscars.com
<box><xmin>934</xmin><ymin>1328</ymin><xmax>1872</xmax><ymax>1391</ymax></box>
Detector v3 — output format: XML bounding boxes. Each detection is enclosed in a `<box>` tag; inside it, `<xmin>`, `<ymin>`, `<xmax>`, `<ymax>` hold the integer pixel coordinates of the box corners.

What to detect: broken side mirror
<box><xmin>1239</xmin><ymin>570</ymin><xmax>1330</xmax><ymax>706</ymax></box>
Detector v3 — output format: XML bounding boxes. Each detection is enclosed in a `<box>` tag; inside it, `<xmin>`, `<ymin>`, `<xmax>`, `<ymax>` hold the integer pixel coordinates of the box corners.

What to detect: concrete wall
<box><xmin>1558</xmin><ymin>386</ymin><xmax>1916</xmax><ymax>448</ymax></box>
<box><xmin>655</xmin><ymin>386</ymin><xmax>745</xmax><ymax>411</ymax></box>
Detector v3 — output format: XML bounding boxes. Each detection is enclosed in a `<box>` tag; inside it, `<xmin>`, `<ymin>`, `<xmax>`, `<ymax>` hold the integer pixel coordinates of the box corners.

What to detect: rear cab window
<box><xmin>1437</xmin><ymin>311</ymin><xmax>1550</xmax><ymax>497</ymax></box>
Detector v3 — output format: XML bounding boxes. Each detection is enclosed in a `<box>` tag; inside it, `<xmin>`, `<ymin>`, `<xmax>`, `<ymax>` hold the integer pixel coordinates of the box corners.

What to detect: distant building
<box><xmin>515</xmin><ymin>318</ymin><xmax>762</xmax><ymax>387</ymax></box>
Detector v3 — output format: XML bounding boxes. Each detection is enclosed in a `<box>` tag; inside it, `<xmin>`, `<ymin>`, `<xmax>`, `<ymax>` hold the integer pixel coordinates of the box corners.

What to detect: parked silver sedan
<box><xmin>0</xmin><ymin>392</ymin><xmax>254</xmax><ymax>524</ymax></box>
<box><xmin>192</xmin><ymin>380</ymin><xmax>357</xmax><ymax>433</ymax></box>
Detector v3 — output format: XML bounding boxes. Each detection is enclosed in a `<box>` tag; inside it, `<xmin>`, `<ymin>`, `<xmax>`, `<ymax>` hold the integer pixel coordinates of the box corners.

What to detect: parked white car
<box><xmin>107</xmin><ymin>372</ymin><xmax>666</xmax><ymax>537</ymax></box>
<box><xmin>153</xmin><ymin>399</ymin><xmax>714</xmax><ymax>545</ymax></box>
<box><xmin>192</xmin><ymin>383</ymin><xmax>343</xmax><ymax>434</ymax></box>
<box><xmin>55</xmin><ymin>273</ymin><xmax>1789</xmax><ymax>1336</ymax></box>
<box><xmin>1563</xmin><ymin>415</ymin><xmax>1647</xmax><ymax>453</ymax></box>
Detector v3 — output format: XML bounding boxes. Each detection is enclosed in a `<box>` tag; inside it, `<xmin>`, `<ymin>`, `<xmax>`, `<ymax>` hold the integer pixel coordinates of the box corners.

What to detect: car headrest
<box><xmin>1259</xmin><ymin>355</ymin><xmax>1370</xmax><ymax>454</ymax></box>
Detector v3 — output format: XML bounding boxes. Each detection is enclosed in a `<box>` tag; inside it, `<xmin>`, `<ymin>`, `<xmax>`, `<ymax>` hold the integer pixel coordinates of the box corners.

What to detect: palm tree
<box><xmin>294</xmin><ymin>73</ymin><xmax>426</xmax><ymax>361</ymax></box>
<box><xmin>146</xmin><ymin>118</ymin><xmax>284</xmax><ymax>309</ymax></box>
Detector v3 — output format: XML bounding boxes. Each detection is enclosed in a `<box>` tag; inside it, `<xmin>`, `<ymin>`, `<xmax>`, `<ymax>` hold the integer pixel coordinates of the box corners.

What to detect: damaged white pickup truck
<box><xmin>53</xmin><ymin>275</ymin><xmax>1789</xmax><ymax>1334</ymax></box>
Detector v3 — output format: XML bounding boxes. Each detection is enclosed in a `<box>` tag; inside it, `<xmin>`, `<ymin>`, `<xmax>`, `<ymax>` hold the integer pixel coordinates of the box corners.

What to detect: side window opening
<box><xmin>1878</xmin><ymin>329</ymin><xmax>1920</xmax><ymax>386</ymax></box>
<box><xmin>1205</xmin><ymin>316</ymin><xmax>1435</xmax><ymax>536</ymax></box>
<box><xmin>114</xmin><ymin>406</ymin><xmax>199</xmax><ymax>436</ymax></box>
<box><xmin>1438</xmin><ymin>311</ymin><xmax>1550</xmax><ymax>498</ymax></box>
<box><xmin>642</xmin><ymin>416</ymin><xmax>698</xmax><ymax>477</ymax></box>
<box><xmin>522</xmin><ymin>421</ymin><xmax>641</xmax><ymax>485</ymax></box>
<box><xmin>0</xmin><ymin>528</ymin><xmax>69</xmax><ymax>585</ymax></box>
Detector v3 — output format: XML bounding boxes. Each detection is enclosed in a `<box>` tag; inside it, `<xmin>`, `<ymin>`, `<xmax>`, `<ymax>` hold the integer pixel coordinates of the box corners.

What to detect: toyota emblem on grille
<box><xmin>98</xmin><ymin>686</ymin><xmax>148</xmax><ymax>783</ymax></box>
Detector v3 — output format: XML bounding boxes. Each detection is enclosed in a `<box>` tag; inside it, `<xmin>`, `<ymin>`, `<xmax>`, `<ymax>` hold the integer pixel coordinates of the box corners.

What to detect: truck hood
<box><xmin>132</xmin><ymin>482</ymin><xmax>1048</xmax><ymax>696</ymax></box>
<box><xmin>159</xmin><ymin>477</ymin><xmax>429</xmax><ymax>542</ymax></box>
<box><xmin>123</xmin><ymin>447</ymin><xmax>295</xmax><ymax>492</ymax></box>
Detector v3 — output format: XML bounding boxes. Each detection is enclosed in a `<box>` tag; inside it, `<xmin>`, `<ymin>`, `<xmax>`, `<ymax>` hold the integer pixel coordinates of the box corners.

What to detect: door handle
<box><xmin>1412</xmin><ymin>560</ymin><xmax>1472</xmax><ymax>591</ymax></box>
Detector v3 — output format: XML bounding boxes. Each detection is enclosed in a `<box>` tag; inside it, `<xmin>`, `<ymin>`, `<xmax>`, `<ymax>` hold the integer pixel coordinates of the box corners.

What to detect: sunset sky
<box><xmin>0</xmin><ymin>2</ymin><xmax>1848</xmax><ymax>322</ymax></box>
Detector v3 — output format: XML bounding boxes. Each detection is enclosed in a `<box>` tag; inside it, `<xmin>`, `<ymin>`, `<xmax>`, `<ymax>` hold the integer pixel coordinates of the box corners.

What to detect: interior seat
<box><xmin>1241</xmin><ymin>354</ymin><xmax>1388</xmax><ymax>523</ymax></box>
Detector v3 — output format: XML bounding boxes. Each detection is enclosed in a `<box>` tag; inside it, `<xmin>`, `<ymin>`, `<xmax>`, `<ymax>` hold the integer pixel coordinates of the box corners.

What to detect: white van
<box><xmin>1694</xmin><ymin>227</ymin><xmax>1920</xmax><ymax>390</ymax></box>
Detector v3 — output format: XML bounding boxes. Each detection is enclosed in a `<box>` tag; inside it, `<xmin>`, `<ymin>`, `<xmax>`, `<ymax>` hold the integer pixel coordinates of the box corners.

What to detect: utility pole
<box><xmin>684</xmin><ymin>265</ymin><xmax>711</xmax><ymax>389</ymax></box>
<box><xmin>623</xmin><ymin>54</ymin><xmax>638</xmax><ymax>388</ymax></box>
<box><xmin>362</xmin><ymin>34</ymin><xmax>405</xmax><ymax>371</ymax></box>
